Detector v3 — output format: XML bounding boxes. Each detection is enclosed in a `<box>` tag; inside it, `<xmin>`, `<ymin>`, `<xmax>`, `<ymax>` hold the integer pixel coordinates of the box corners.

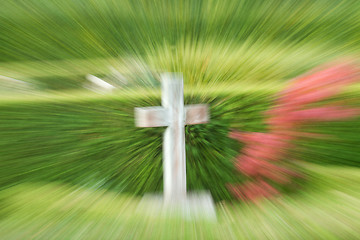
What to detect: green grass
<box><xmin>1</xmin><ymin>0</ymin><xmax>359</xmax><ymax>62</ymax></box>
<box><xmin>0</xmin><ymin>164</ymin><xmax>359</xmax><ymax>239</ymax></box>
<box><xmin>1</xmin><ymin>0</ymin><xmax>360</xmax><ymax>89</ymax></box>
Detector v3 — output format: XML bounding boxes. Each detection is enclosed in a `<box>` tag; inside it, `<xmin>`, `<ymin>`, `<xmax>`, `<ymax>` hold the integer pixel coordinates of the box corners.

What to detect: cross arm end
<box><xmin>185</xmin><ymin>104</ymin><xmax>209</xmax><ymax>125</ymax></box>
<box><xmin>134</xmin><ymin>106</ymin><xmax>168</xmax><ymax>127</ymax></box>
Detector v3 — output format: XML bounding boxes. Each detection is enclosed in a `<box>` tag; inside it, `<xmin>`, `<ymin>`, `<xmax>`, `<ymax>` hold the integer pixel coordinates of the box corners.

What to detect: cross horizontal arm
<box><xmin>185</xmin><ymin>104</ymin><xmax>209</xmax><ymax>125</ymax></box>
<box><xmin>134</xmin><ymin>107</ymin><xmax>168</xmax><ymax>127</ymax></box>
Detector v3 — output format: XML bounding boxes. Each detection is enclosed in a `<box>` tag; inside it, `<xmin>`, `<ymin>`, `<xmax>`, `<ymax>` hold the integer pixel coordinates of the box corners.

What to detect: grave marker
<box><xmin>135</xmin><ymin>73</ymin><xmax>215</xmax><ymax>219</ymax></box>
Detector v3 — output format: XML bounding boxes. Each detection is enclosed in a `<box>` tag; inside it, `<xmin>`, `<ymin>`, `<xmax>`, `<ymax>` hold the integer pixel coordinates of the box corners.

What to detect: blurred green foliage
<box><xmin>0</xmin><ymin>1</ymin><xmax>359</xmax><ymax>237</ymax></box>
<box><xmin>1</xmin><ymin>0</ymin><xmax>359</xmax><ymax>62</ymax></box>
<box><xmin>1</xmin><ymin>88</ymin><xmax>359</xmax><ymax>202</ymax></box>
<box><xmin>0</xmin><ymin>89</ymin><xmax>271</xmax><ymax>201</ymax></box>
<box><xmin>1</xmin><ymin>0</ymin><xmax>360</xmax><ymax>89</ymax></box>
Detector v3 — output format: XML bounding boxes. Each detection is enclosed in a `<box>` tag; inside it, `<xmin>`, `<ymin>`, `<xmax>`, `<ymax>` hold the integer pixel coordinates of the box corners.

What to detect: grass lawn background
<box><xmin>1</xmin><ymin>0</ymin><xmax>360</xmax><ymax>239</ymax></box>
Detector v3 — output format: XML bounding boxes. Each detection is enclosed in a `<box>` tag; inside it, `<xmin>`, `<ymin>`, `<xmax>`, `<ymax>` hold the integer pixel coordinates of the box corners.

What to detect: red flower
<box><xmin>228</xmin><ymin>60</ymin><xmax>360</xmax><ymax>202</ymax></box>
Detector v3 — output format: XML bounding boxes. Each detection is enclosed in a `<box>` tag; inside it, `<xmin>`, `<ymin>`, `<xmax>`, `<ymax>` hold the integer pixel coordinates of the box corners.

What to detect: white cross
<box><xmin>134</xmin><ymin>73</ymin><xmax>209</xmax><ymax>203</ymax></box>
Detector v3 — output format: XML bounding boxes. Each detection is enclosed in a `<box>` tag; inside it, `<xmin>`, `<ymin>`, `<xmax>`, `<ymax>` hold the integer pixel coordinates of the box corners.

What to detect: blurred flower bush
<box><xmin>229</xmin><ymin>61</ymin><xmax>360</xmax><ymax>201</ymax></box>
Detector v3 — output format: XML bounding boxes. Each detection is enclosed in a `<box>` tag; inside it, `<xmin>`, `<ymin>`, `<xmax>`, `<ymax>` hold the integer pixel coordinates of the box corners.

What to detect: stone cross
<box><xmin>134</xmin><ymin>73</ymin><xmax>209</xmax><ymax>203</ymax></box>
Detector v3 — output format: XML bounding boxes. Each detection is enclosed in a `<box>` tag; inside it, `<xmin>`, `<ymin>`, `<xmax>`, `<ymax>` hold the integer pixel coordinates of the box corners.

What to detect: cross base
<box><xmin>136</xmin><ymin>192</ymin><xmax>216</xmax><ymax>221</ymax></box>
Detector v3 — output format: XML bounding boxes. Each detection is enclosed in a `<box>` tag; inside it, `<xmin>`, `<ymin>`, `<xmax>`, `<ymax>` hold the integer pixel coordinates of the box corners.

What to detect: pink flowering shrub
<box><xmin>229</xmin><ymin>61</ymin><xmax>360</xmax><ymax>202</ymax></box>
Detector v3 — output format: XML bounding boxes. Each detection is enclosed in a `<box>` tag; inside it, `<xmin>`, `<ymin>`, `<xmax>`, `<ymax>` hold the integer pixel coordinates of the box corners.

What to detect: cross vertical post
<box><xmin>161</xmin><ymin>73</ymin><xmax>186</xmax><ymax>203</ymax></box>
